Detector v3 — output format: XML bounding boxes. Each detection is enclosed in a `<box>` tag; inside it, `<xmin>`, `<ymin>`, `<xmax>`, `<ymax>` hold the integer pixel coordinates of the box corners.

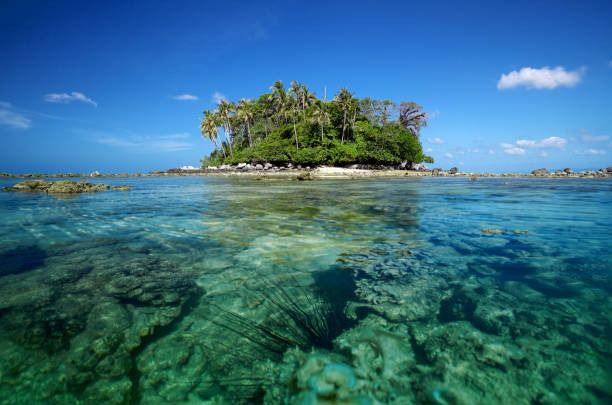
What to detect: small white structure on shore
<box><xmin>179</xmin><ymin>165</ymin><xmax>199</xmax><ymax>171</ymax></box>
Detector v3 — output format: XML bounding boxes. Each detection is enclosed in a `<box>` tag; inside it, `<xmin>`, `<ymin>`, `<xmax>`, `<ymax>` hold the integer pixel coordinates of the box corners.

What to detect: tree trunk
<box><xmin>246</xmin><ymin>119</ymin><xmax>252</xmax><ymax>147</ymax></box>
<box><xmin>213</xmin><ymin>138</ymin><xmax>226</xmax><ymax>158</ymax></box>
<box><xmin>320</xmin><ymin>122</ymin><xmax>324</xmax><ymax>144</ymax></box>
<box><xmin>293</xmin><ymin>119</ymin><xmax>299</xmax><ymax>150</ymax></box>
<box><xmin>225</xmin><ymin>121</ymin><xmax>233</xmax><ymax>155</ymax></box>
<box><xmin>341</xmin><ymin>110</ymin><xmax>347</xmax><ymax>143</ymax></box>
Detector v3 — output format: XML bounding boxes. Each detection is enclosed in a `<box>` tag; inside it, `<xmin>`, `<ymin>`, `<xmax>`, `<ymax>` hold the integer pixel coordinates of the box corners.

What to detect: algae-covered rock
<box><xmin>3</xmin><ymin>180</ymin><xmax>131</xmax><ymax>193</ymax></box>
<box><xmin>5</xmin><ymin>180</ymin><xmax>52</xmax><ymax>191</ymax></box>
<box><xmin>296</xmin><ymin>171</ymin><xmax>313</xmax><ymax>181</ymax></box>
<box><xmin>48</xmin><ymin>180</ymin><xmax>110</xmax><ymax>193</ymax></box>
<box><xmin>0</xmin><ymin>247</ymin><xmax>201</xmax><ymax>405</ymax></box>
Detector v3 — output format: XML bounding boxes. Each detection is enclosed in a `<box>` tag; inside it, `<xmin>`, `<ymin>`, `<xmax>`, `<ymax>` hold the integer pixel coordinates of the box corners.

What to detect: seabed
<box><xmin>0</xmin><ymin>176</ymin><xmax>610</xmax><ymax>404</ymax></box>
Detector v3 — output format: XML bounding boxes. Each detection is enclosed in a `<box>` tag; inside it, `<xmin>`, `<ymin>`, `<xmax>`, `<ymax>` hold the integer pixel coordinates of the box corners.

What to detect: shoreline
<box><xmin>1</xmin><ymin>166</ymin><xmax>611</xmax><ymax>180</ymax></box>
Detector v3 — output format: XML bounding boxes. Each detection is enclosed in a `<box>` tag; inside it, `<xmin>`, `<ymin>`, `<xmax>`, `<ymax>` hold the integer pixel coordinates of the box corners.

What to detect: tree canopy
<box><xmin>200</xmin><ymin>81</ymin><xmax>433</xmax><ymax>167</ymax></box>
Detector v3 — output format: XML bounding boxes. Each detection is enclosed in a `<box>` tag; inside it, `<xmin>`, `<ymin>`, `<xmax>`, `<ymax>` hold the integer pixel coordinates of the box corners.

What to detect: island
<box><xmin>200</xmin><ymin>80</ymin><xmax>432</xmax><ymax>169</ymax></box>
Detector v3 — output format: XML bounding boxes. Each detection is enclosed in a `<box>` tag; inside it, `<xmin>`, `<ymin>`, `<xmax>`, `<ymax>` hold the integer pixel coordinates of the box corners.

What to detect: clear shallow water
<box><xmin>0</xmin><ymin>176</ymin><xmax>610</xmax><ymax>404</ymax></box>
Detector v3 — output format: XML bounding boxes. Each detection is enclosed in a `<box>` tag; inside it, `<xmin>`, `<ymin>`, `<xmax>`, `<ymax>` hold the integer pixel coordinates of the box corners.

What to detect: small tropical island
<box><xmin>200</xmin><ymin>80</ymin><xmax>433</xmax><ymax>169</ymax></box>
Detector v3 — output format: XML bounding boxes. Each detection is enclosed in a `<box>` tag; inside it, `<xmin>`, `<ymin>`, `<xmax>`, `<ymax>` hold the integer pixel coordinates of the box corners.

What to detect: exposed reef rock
<box><xmin>3</xmin><ymin>180</ymin><xmax>130</xmax><ymax>193</ymax></box>
<box><xmin>0</xmin><ymin>246</ymin><xmax>201</xmax><ymax>404</ymax></box>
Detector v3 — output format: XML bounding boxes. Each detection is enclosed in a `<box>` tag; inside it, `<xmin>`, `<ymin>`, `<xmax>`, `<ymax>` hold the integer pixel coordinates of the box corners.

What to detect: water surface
<box><xmin>0</xmin><ymin>176</ymin><xmax>610</xmax><ymax>404</ymax></box>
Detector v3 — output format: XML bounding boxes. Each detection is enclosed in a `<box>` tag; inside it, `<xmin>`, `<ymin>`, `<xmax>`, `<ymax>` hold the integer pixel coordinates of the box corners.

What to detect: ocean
<box><xmin>0</xmin><ymin>176</ymin><xmax>610</xmax><ymax>404</ymax></box>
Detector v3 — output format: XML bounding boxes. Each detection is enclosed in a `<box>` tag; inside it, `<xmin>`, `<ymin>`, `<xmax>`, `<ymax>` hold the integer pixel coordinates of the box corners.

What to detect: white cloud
<box><xmin>497</xmin><ymin>66</ymin><xmax>583</xmax><ymax>90</ymax></box>
<box><xmin>516</xmin><ymin>136</ymin><xmax>567</xmax><ymax>148</ymax></box>
<box><xmin>488</xmin><ymin>149</ymin><xmax>495</xmax><ymax>155</ymax></box>
<box><xmin>425</xmin><ymin>147</ymin><xmax>433</xmax><ymax>152</ymax></box>
<box><xmin>212</xmin><ymin>91</ymin><xmax>228</xmax><ymax>105</ymax></box>
<box><xmin>500</xmin><ymin>143</ymin><xmax>526</xmax><ymax>155</ymax></box>
<box><xmin>503</xmin><ymin>147</ymin><xmax>526</xmax><ymax>155</ymax></box>
<box><xmin>97</xmin><ymin>132</ymin><xmax>193</xmax><ymax>152</ymax></box>
<box><xmin>576</xmin><ymin>149</ymin><xmax>606</xmax><ymax>155</ymax></box>
<box><xmin>44</xmin><ymin>92</ymin><xmax>97</xmax><ymax>107</ymax></box>
<box><xmin>172</xmin><ymin>94</ymin><xmax>198</xmax><ymax>101</ymax></box>
<box><xmin>427</xmin><ymin>137</ymin><xmax>444</xmax><ymax>144</ymax></box>
<box><xmin>443</xmin><ymin>152</ymin><xmax>453</xmax><ymax>158</ymax></box>
<box><xmin>0</xmin><ymin>102</ymin><xmax>31</xmax><ymax>129</ymax></box>
<box><xmin>580</xmin><ymin>133</ymin><xmax>609</xmax><ymax>143</ymax></box>
<box><xmin>539</xmin><ymin>151</ymin><xmax>548</xmax><ymax>157</ymax></box>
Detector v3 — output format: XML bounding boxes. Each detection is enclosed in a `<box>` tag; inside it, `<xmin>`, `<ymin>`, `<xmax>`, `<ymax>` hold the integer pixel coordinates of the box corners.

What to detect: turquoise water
<box><xmin>0</xmin><ymin>176</ymin><xmax>610</xmax><ymax>404</ymax></box>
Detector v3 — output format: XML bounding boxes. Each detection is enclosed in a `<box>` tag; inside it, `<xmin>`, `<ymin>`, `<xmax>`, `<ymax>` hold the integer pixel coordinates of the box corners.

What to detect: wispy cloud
<box><xmin>575</xmin><ymin>148</ymin><xmax>606</xmax><ymax>155</ymax></box>
<box><xmin>501</xmin><ymin>143</ymin><xmax>526</xmax><ymax>155</ymax></box>
<box><xmin>580</xmin><ymin>132</ymin><xmax>609</xmax><ymax>143</ymax></box>
<box><xmin>497</xmin><ymin>66</ymin><xmax>583</xmax><ymax>90</ymax></box>
<box><xmin>427</xmin><ymin>137</ymin><xmax>444</xmax><ymax>144</ymax></box>
<box><xmin>172</xmin><ymin>94</ymin><xmax>199</xmax><ymax>101</ymax></box>
<box><xmin>0</xmin><ymin>101</ymin><xmax>31</xmax><ymax>129</ymax></box>
<box><xmin>443</xmin><ymin>152</ymin><xmax>453</xmax><ymax>158</ymax></box>
<box><xmin>44</xmin><ymin>92</ymin><xmax>97</xmax><ymax>107</ymax></box>
<box><xmin>212</xmin><ymin>91</ymin><xmax>228</xmax><ymax>105</ymax></box>
<box><xmin>96</xmin><ymin>132</ymin><xmax>193</xmax><ymax>152</ymax></box>
<box><xmin>516</xmin><ymin>136</ymin><xmax>567</xmax><ymax>148</ymax></box>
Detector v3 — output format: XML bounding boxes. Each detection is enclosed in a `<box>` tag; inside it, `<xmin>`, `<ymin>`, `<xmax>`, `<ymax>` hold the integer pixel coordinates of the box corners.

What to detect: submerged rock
<box><xmin>3</xmin><ymin>180</ymin><xmax>130</xmax><ymax>193</ymax></box>
<box><xmin>296</xmin><ymin>171</ymin><xmax>313</xmax><ymax>181</ymax></box>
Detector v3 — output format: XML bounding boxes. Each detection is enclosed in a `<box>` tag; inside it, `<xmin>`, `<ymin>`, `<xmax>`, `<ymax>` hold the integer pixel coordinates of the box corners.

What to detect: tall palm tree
<box><xmin>270</xmin><ymin>80</ymin><xmax>288</xmax><ymax>124</ymax></box>
<box><xmin>334</xmin><ymin>88</ymin><xmax>353</xmax><ymax>143</ymax></box>
<box><xmin>288</xmin><ymin>81</ymin><xmax>302</xmax><ymax>150</ymax></box>
<box><xmin>236</xmin><ymin>99</ymin><xmax>255</xmax><ymax>147</ymax></box>
<box><xmin>256</xmin><ymin>94</ymin><xmax>274</xmax><ymax>139</ymax></box>
<box><xmin>200</xmin><ymin>110</ymin><xmax>226</xmax><ymax>158</ymax></box>
<box><xmin>310</xmin><ymin>102</ymin><xmax>330</xmax><ymax>144</ymax></box>
<box><xmin>217</xmin><ymin>100</ymin><xmax>235</xmax><ymax>155</ymax></box>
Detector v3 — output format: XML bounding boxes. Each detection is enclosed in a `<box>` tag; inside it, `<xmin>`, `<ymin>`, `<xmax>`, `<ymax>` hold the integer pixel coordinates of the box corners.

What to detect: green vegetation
<box><xmin>200</xmin><ymin>81</ymin><xmax>433</xmax><ymax>167</ymax></box>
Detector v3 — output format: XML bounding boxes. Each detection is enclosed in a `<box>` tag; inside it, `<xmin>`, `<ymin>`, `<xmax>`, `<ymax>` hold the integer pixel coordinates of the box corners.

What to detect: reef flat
<box><xmin>3</xmin><ymin>180</ymin><xmax>131</xmax><ymax>193</ymax></box>
<box><xmin>0</xmin><ymin>176</ymin><xmax>610</xmax><ymax>404</ymax></box>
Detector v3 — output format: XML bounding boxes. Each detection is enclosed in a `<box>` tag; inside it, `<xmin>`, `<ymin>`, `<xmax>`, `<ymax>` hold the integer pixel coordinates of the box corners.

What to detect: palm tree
<box><xmin>310</xmin><ymin>102</ymin><xmax>330</xmax><ymax>144</ymax></box>
<box><xmin>255</xmin><ymin>93</ymin><xmax>274</xmax><ymax>139</ymax></box>
<box><xmin>236</xmin><ymin>99</ymin><xmax>255</xmax><ymax>147</ymax></box>
<box><xmin>200</xmin><ymin>110</ymin><xmax>226</xmax><ymax>157</ymax></box>
<box><xmin>270</xmin><ymin>80</ymin><xmax>288</xmax><ymax>124</ymax></box>
<box><xmin>289</xmin><ymin>81</ymin><xmax>316</xmax><ymax>114</ymax></box>
<box><xmin>288</xmin><ymin>81</ymin><xmax>303</xmax><ymax>150</ymax></box>
<box><xmin>217</xmin><ymin>100</ymin><xmax>235</xmax><ymax>155</ymax></box>
<box><xmin>334</xmin><ymin>88</ymin><xmax>353</xmax><ymax>143</ymax></box>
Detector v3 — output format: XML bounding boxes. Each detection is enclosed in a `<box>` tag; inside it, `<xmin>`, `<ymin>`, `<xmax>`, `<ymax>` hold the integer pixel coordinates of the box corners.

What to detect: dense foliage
<box><xmin>200</xmin><ymin>81</ymin><xmax>433</xmax><ymax>167</ymax></box>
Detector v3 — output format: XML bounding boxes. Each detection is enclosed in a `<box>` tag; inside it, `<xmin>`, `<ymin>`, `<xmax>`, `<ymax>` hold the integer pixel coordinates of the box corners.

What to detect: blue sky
<box><xmin>1</xmin><ymin>0</ymin><xmax>611</xmax><ymax>173</ymax></box>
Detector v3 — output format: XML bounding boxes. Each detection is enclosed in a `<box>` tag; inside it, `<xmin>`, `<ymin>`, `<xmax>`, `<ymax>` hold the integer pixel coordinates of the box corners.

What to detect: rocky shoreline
<box><xmin>1</xmin><ymin>164</ymin><xmax>611</xmax><ymax>180</ymax></box>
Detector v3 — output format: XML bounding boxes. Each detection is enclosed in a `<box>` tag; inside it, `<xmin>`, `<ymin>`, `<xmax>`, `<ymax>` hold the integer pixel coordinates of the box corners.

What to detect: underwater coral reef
<box><xmin>0</xmin><ymin>176</ymin><xmax>610</xmax><ymax>404</ymax></box>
